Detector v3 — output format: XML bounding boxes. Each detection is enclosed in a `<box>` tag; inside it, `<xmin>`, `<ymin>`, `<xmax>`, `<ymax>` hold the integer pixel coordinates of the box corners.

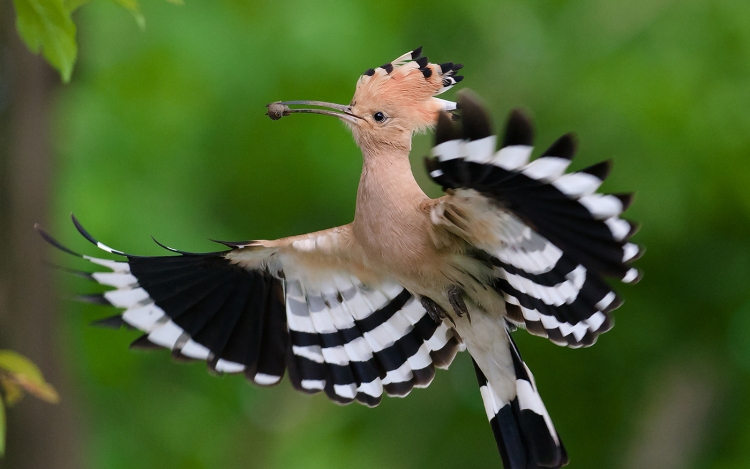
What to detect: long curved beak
<box><xmin>266</xmin><ymin>100</ymin><xmax>361</xmax><ymax>124</ymax></box>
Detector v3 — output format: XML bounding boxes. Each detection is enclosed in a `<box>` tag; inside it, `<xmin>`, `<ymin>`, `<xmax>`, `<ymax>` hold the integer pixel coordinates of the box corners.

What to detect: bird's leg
<box><xmin>448</xmin><ymin>285</ymin><xmax>470</xmax><ymax>322</ymax></box>
<box><xmin>421</xmin><ymin>296</ymin><xmax>455</xmax><ymax>325</ymax></box>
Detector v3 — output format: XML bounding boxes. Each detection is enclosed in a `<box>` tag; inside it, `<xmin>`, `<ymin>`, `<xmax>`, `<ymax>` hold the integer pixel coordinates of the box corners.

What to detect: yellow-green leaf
<box><xmin>64</xmin><ymin>0</ymin><xmax>91</xmax><ymax>12</ymax></box>
<box><xmin>0</xmin><ymin>376</ymin><xmax>24</xmax><ymax>407</ymax></box>
<box><xmin>13</xmin><ymin>375</ymin><xmax>59</xmax><ymax>403</ymax></box>
<box><xmin>12</xmin><ymin>0</ymin><xmax>77</xmax><ymax>82</ymax></box>
<box><xmin>0</xmin><ymin>351</ymin><xmax>60</xmax><ymax>404</ymax></box>
<box><xmin>112</xmin><ymin>0</ymin><xmax>145</xmax><ymax>29</ymax></box>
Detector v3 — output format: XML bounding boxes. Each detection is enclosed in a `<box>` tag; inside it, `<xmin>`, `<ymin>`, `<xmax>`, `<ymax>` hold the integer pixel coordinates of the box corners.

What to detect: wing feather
<box><xmin>426</xmin><ymin>92</ymin><xmax>641</xmax><ymax>347</ymax></box>
<box><xmin>38</xmin><ymin>217</ymin><xmax>460</xmax><ymax>404</ymax></box>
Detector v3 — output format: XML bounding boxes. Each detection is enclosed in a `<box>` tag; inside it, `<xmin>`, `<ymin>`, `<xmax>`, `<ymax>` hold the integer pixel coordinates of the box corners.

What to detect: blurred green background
<box><xmin>3</xmin><ymin>0</ymin><xmax>750</xmax><ymax>467</ymax></box>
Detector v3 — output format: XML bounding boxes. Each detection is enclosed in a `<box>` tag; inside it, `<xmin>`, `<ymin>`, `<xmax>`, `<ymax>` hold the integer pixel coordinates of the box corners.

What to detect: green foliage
<box><xmin>0</xmin><ymin>350</ymin><xmax>59</xmax><ymax>455</ymax></box>
<box><xmin>13</xmin><ymin>0</ymin><xmax>77</xmax><ymax>81</ymax></box>
<box><xmin>12</xmin><ymin>0</ymin><xmax>181</xmax><ymax>82</ymax></box>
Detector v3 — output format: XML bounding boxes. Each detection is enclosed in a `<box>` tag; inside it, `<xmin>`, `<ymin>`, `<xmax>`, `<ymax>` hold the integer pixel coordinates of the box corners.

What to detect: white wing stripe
<box><xmin>342</xmin><ymin>294</ymin><xmax>375</xmax><ymax>321</ymax></box>
<box><xmin>623</xmin><ymin>243</ymin><xmax>640</xmax><ymax>262</ymax></box>
<box><xmin>492</xmin><ymin>145</ymin><xmax>533</xmax><ymax>170</ymax></box>
<box><xmin>552</xmin><ymin>172</ymin><xmax>602</xmax><ymax>197</ymax></box>
<box><xmin>292</xmin><ymin>345</ymin><xmax>324</xmax><ymax>363</ymax></box>
<box><xmin>406</xmin><ymin>343</ymin><xmax>433</xmax><ymax>370</ymax></box>
<box><xmin>605</xmin><ymin>217</ymin><xmax>632</xmax><ymax>241</ymax></box>
<box><xmin>122</xmin><ymin>303</ymin><xmax>166</xmax><ymax>332</ymax></box>
<box><xmin>344</xmin><ymin>337</ymin><xmax>375</xmax><ymax>362</ymax></box>
<box><xmin>333</xmin><ymin>383</ymin><xmax>357</xmax><ymax>399</ymax></box>
<box><xmin>148</xmin><ymin>320</ymin><xmax>185</xmax><ymax>349</ymax></box>
<box><xmin>215</xmin><ymin>359</ymin><xmax>245</xmax><ymax>373</ymax></box>
<box><xmin>516</xmin><ymin>301</ymin><xmax>604</xmax><ymax>341</ymax></box>
<box><xmin>180</xmin><ymin>340</ymin><xmax>211</xmax><ymax>360</ymax></box>
<box><xmin>254</xmin><ymin>373</ymin><xmax>282</xmax><ymax>386</ymax></box>
<box><xmin>579</xmin><ymin>194</ymin><xmax>624</xmax><ymax>219</ymax></box>
<box><xmin>585</xmin><ymin>311</ymin><xmax>607</xmax><ymax>331</ymax></box>
<box><xmin>497</xmin><ymin>265</ymin><xmax>586</xmax><ymax>306</ymax></box>
<box><xmin>321</xmin><ymin>345</ymin><xmax>352</xmax><ymax>366</ymax></box>
<box><xmin>286</xmin><ymin>298</ymin><xmax>317</xmax><ymax>334</ymax></box>
<box><xmin>465</xmin><ymin>136</ymin><xmax>497</xmax><ymax>164</ymax></box>
<box><xmin>301</xmin><ymin>379</ymin><xmax>325</xmax><ymax>391</ymax></box>
<box><xmin>382</xmin><ymin>360</ymin><xmax>413</xmax><ymax>385</ymax></box>
<box><xmin>84</xmin><ymin>256</ymin><xmax>130</xmax><ymax>273</ymax></box>
<box><xmin>595</xmin><ymin>292</ymin><xmax>616</xmax><ymax>311</ymax></box>
<box><xmin>433</xmin><ymin>139</ymin><xmax>463</xmax><ymax>161</ymax></box>
<box><xmin>521</xmin><ymin>156</ymin><xmax>571</xmax><ymax>182</ymax></box>
<box><xmin>357</xmin><ymin>379</ymin><xmax>383</xmax><ymax>397</ymax></box>
<box><xmin>425</xmin><ymin>323</ymin><xmax>452</xmax><ymax>351</ymax></box>
<box><xmin>104</xmin><ymin>287</ymin><xmax>150</xmax><ymax>308</ymax></box>
<box><xmin>91</xmin><ymin>272</ymin><xmax>138</xmax><ymax>288</ymax></box>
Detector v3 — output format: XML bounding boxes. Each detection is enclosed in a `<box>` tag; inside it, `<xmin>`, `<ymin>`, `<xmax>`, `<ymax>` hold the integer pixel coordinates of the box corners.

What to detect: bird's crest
<box><xmin>351</xmin><ymin>47</ymin><xmax>464</xmax><ymax>130</ymax></box>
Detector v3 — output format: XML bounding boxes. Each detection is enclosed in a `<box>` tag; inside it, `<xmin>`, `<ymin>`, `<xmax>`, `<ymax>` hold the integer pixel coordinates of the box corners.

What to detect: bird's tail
<box><xmin>472</xmin><ymin>332</ymin><xmax>568</xmax><ymax>469</ymax></box>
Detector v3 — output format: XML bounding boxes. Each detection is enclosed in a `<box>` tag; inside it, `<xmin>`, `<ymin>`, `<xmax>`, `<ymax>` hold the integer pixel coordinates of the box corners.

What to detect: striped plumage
<box><xmin>39</xmin><ymin>48</ymin><xmax>640</xmax><ymax>468</ymax></box>
<box><xmin>426</xmin><ymin>97</ymin><xmax>641</xmax><ymax>349</ymax></box>
<box><xmin>41</xmin><ymin>219</ymin><xmax>461</xmax><ymax>406</ymax></box>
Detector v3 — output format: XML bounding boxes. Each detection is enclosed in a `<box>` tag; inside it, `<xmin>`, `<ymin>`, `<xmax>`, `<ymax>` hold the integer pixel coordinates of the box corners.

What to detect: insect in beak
<box><xmin>266</xmin><ymin>100</ymin><xmax>361</xmax><ymax>124</ymax></box>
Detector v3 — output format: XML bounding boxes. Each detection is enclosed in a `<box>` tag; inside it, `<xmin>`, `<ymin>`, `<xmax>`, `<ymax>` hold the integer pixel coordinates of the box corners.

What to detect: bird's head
<box><xmin>267</xmin><ymin>47</ymin><xmax>463</xmax><ymax>154</ymax></box>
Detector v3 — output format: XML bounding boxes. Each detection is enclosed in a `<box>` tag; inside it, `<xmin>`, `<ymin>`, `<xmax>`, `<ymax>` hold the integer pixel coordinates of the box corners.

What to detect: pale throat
<box><xmin>352</xmin><ymin>143</ymin><xmax>432</xmax><ymax>263</ymax></box>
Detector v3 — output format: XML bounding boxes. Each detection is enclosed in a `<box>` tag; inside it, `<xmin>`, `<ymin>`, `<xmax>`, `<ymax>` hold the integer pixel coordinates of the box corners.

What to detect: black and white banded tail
<box><xmin>473</xmin><ymin>329</ymin><xmax>568</xmax><ymax>469</ymax></box>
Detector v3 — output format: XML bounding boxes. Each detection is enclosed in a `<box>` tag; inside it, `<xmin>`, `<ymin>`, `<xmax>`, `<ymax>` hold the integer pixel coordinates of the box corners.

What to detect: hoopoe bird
<box><xmin>38</xmin><ymin>47</ymin><xmax>641</xmax><ymax>468</ymax></box>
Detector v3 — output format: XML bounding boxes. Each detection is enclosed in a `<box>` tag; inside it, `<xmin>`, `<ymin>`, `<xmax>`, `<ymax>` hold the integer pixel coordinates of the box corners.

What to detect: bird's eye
<box><xmin>373</xmin><ymin>112</ymin><xmax>386</xmax><ymax>123</ymax></box>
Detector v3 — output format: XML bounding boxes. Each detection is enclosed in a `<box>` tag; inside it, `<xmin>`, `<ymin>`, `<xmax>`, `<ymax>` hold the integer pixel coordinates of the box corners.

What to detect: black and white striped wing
<box><xmin>426</xmin><ymin>92</ymin><xmax>642</xmax><ymax>348</ymax></box>
<box><xmin>38</xmin><ymin>218</ymin><xmax>460</xmax><ymax>407</ymax></box>
<box><xmin>282</xmin><ymin>272</ymin><xmax>459</xmax><ymax>406</ymax></box>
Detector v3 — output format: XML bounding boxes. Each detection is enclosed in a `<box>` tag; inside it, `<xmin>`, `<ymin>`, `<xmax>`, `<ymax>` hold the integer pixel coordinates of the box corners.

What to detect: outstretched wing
<box><xmin>38</xmin><ymin>217</ymin><xmax>460</xmax><ymax>407</ymax></box>
<box><xmin>426</xmin><ymin>92</ymin><xmax>642</xmax><ymax>348</ymax></box>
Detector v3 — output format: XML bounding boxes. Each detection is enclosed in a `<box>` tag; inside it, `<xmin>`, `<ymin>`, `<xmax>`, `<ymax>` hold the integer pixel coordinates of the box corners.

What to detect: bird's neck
<box><xmin>352</xmin><ymin>146</ymin><xmax>431</xmax><ymax>263</ymax></box>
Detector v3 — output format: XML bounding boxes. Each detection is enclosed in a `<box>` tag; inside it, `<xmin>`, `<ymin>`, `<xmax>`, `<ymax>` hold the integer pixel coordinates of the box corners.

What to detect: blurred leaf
<box><xmin>0</xmin><ymin>376</ymin><xmax>24</xmax><ymax>406</ymax></box>
<box><xmin>64</xmin><ymin>0</ymin><xmax>91</xmax><ymax>11</ymax></box>
<box><xmin>0</xmin><ymin>351</ymin><xmax>60</xmax><ymax>404</ymax></box>
<box><xmin>12</xmin><ymin>0</ymin><xmax>77</xmax><ymax>82</ymax></box>
<box><xmin>112</xmin><ymin>0</ymin><xmax>145</xmax><ymax>29</ymax></box>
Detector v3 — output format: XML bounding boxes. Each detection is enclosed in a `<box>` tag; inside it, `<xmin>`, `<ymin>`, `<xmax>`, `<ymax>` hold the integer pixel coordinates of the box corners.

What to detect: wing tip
<box><xmin>35</xmin><ymin>224</ymin><xmax>83</xmax><ymax>258</ymax></box>
<box><xmin>457</xmin><ymin>90</ymin><xmax>493</xmax><ymax>141</ymax></box>
<box><xmin>502</xmin><ymin>108</ymin><xmax>534</xmax><ymax>148</ymax></box>
<box><xmin>90</xmin><ymin>314</ymin><xmax>125</xmax><ymax>329</ymax></box>
<box><xmin>541</xmin><ymin>133</ymin><xmax>577</xmax><ymax>160</ymax></box>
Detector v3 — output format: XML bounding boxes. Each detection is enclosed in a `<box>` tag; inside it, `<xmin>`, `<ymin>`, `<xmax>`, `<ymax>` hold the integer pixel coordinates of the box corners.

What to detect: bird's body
<box><xmin>39</xmin><ymin>48</ymin><xmax>642</xmax><ymax>468</ymax></box>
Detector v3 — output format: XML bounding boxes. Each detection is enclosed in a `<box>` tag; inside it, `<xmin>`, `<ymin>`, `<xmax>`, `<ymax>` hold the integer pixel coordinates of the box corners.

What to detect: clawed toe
<box><xmin>421</xmin><ymin>296</ymin><xmax>445</xmax><ymax>322</ymax></box>
<box><xmin>448</xmin><ymin>285</ymin><xmax>469</xmax><ymax>318</ymax></box>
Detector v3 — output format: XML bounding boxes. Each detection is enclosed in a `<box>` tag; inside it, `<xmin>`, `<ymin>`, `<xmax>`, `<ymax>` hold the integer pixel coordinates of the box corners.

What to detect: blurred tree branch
<box><xmin>0</xmin><ymin>2</ymin><xmax>80</xmax><ymax>467</ymax></box>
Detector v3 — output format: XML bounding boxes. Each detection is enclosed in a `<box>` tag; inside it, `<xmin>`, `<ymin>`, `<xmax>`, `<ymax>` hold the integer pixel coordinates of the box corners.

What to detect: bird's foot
<box><xmin>421</xmin><ymin>296</ymin><xmax>455</xmax><ymax>326</ymax></box>
<box><xmin>447</xmin><ymin>285</ymin><xmax>469</xmax><ymax>320</ymax></box>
